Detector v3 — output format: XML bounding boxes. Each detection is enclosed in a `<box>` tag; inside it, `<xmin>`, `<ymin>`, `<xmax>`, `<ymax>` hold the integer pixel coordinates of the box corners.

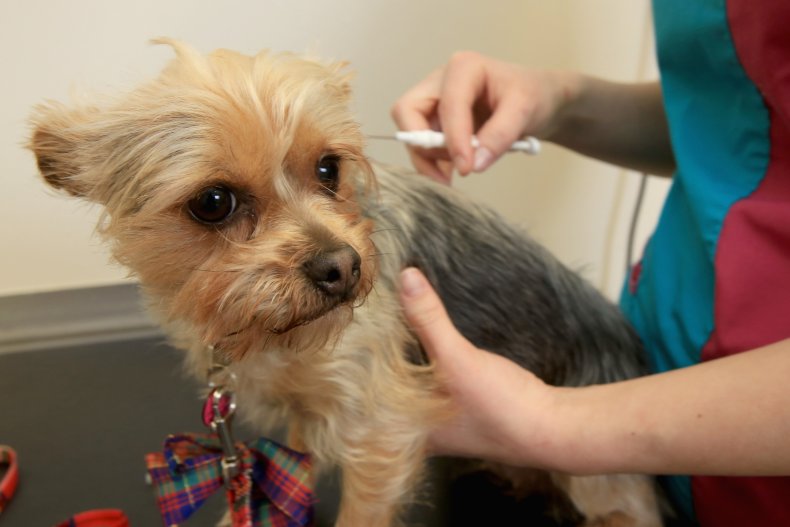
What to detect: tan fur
<box><xmin>28</xmin><ymin>39</ymin><xmax>661</xmax><ymax>526</ymax></box>
<box><xmin>554</xmin><ymin>473</ymin><xmax>662</xmax><ymax>527</ymax></box>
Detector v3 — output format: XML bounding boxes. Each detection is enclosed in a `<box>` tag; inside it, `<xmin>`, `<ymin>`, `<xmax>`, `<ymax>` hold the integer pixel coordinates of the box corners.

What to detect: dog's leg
<box><xmin>554</xmin><ymin>473</ymin><xmax>663</xmax><ymax>527</ymax></box>
<box><xmin>334</xmin><ymin>438</ymin><xmax>427</xmax><ymax>527</ymax></box>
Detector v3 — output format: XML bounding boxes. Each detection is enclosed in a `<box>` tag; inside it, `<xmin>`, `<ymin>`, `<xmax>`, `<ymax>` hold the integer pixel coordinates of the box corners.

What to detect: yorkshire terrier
<box><xmin>29</xmin><ymin>40</ymin><xmax>661</xmax><ymax>526</ymax></box>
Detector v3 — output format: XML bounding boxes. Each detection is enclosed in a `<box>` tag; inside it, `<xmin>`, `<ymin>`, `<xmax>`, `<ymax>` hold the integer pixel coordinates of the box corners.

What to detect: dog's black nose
<box><xmin>303</xmin><ymin>245</ymin><xmax>362</xmax><ymax>299</ymax></box>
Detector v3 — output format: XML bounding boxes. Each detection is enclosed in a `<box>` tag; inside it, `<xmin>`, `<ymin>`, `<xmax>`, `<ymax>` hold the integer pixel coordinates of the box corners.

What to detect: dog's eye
<box><xmin>316</xmin><ymin>155</ymin><xmax>341</xmax><ymax>193</ymax></box>
<box><xmin>187</xmin><ymin>186</ymin><xmax>237</xmax><ymax>224</ymax></box>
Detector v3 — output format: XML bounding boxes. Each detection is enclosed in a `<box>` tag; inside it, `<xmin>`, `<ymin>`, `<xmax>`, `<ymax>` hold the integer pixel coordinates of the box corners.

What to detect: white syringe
<box><xmin>370</xmin><ymin>130</ymin><xmax>541</xmax><ymax>155</ymax></box>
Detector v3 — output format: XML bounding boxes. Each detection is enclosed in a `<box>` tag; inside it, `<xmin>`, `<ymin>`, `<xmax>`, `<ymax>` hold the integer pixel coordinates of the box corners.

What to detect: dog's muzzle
<box><xmin>302</xmin><ymin>244</ymin><xmax>361</xmax><ymax>301</ymax></box>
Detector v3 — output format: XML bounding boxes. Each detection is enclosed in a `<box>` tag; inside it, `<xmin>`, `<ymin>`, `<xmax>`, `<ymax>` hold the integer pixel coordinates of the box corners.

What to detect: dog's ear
<box><xmin>326</xmin><ymin>61</ymin><xmax>355</xmax><ymax>101</ymax></box>
<box><xmin>28</xmin><ymin>103</ymin><xmax>99</xmax><ymax>199</ymax></box>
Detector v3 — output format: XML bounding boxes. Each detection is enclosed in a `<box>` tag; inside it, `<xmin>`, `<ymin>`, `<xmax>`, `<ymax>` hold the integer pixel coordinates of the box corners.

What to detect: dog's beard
<box><xmin>212</xmin><ymin>302</ymin><xmax>357</xmax><ymax>359</ymax></box>
<box><xmin>268</xmin><ymin>296</ymin><xmax>352</xmax><ymax>334</ymax></box>
<box><xmin>151</xmin><ymin>259</ymin><xmax>371</xmax><ymax>360</ymax></box>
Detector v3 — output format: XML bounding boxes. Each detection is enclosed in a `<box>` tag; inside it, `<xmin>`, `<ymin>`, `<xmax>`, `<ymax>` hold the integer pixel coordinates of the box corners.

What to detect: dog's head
<box><xmin>29</xmin><ymin>39</ymin><xmax>377</xmax><ymax>358</ymax></box>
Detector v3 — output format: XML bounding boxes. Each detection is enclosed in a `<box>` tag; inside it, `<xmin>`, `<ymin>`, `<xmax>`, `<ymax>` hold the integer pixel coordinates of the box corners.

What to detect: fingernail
<box><xmin>400</xmin><ymin>268</ymin><xmax>427</xmax><ymax>297</ymax></box>
<box><xmin>473</xmin><ymin>147</ymin><xmax>493</xmax><ymax>172</ymax></box>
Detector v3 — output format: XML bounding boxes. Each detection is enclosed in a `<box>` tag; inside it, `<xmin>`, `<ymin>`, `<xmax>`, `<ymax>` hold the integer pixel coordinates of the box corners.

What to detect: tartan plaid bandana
<box><xmin>146</xmin><ymin>433</ymin><xmax>314</xmax><ymax>527</ymax></box>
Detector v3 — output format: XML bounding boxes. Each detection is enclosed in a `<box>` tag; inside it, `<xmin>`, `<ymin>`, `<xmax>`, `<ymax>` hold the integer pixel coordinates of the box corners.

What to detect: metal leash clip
<box><xmin>204</xmin><ymin>349</ymin><xmax>241</xmax><ymax>487</ymax></box>
<box><xmin>203</xmin><ymin>384</ymin><xmax>240</xmax><ymax>486</ymax></box>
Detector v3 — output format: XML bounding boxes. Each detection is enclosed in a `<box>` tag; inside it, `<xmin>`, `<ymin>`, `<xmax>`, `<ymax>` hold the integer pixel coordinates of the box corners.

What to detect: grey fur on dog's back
<box><xmin>366</xmin><ymin>164</ymin><xmax>647</xmax><ymax>387</ymax></box>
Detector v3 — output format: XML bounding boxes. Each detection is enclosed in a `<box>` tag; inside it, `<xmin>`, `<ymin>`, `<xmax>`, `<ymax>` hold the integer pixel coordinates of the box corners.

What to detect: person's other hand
<box><xmin>398</xmin><ymin>267</ymin><xmax>556</xmax><ymax>466</ymax></box>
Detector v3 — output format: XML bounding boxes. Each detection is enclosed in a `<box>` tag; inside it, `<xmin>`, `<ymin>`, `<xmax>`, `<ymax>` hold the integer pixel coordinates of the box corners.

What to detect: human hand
<box><xmin>398</xmin><ymin>267</ymin><xmax>557</xmax><ymax>466</ymax></box>
<box><xmin>391</xmin><ymin>52</ymin><xmax>578</xmax><ymax>182</ymax></box>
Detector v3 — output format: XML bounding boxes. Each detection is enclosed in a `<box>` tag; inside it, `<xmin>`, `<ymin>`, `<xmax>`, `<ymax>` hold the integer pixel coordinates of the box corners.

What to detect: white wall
<box><xmin>0</xmin><ymin>0</ymin><xmax>667</xmax><ymax>298</ymax></box>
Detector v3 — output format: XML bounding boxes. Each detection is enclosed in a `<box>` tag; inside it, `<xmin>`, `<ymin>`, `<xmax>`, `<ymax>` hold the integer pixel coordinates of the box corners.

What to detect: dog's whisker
<box><xmin>214</xmin><ymin>229</ymin><xmax>251</xmax><ymax>249</ymax></box>
<box><xmin>189</xmin><ymin>267</ymin><xmax>243</xmax><ymax>273</ymax></box>
<box><xmin>218</xmin><ymin>311</ymin><xmax>261</xmax><ymax>341</ymax></box>
<box><xmin>324</xmin><ymin>186</ymin><xmax>343</xmax><ymax>199</ymax></box>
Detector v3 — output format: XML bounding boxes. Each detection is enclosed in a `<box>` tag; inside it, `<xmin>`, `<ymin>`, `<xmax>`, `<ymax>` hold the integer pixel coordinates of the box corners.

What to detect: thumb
<box><xmin>399</xmin><ymin>267</ymin><xmax>465</xmax><ymax>362</ymax></box>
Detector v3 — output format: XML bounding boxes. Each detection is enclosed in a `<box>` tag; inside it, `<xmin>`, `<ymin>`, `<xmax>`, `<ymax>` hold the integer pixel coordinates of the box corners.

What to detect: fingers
<box><xmin>398</xmin><ymin>267</ymin><xmax>465</xmax><ymax>362</ymax></box>
<box><xmin>438</xmin><ymin>51</ymin><xmax>487</xmax><ymax>175</ymax></box>
<box><xmin>391</xmin><ymin>68</ymin><xmax>443</xmax><ymax>132</ymax></box>
<box><xmin>393</xmin><ymin>52</ymin><xmax>554</xmax><ymax>177</ymax></box>
<box><xmin>407</xmin><ymin>150</ymin><xmax>453</xmax><ymax>184</ymax></box>
<box><xmin>392</xmin><ymin>53</ymin><xmax>489</xmax><ymax>179</ymax></box>
<box><xmin>391</xmin><ymin>70</ymin><xmax>453</xmax><ymax>183</ymax></box>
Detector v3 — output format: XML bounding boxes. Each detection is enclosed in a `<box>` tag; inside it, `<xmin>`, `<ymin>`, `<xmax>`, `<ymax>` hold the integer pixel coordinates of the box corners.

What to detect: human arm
<box><xmin>399</xmin><ymin>267</ymin><xmax>790</xmax><ymax>476</ymax></box>
<box><xmin>391</xmin><ymin>51</ymin><xmax>676</xmax><ymax>181</ymax></box>
<box><xmin>553</xmin><ymin>340</ymin><xmax>790</xmax><ymax>476</ymax></box>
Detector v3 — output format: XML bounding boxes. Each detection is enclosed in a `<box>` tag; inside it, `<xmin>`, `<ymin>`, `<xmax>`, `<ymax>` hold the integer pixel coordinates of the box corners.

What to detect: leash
<box><xmin>54</xmin><ymin>510</ymin><xmax>129</xmax><ymax>527</ymax></box>
<box><xmin>0</xmin><ymin>445</ymin><xmax>19</xmax><ymax>515</ymax></box>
